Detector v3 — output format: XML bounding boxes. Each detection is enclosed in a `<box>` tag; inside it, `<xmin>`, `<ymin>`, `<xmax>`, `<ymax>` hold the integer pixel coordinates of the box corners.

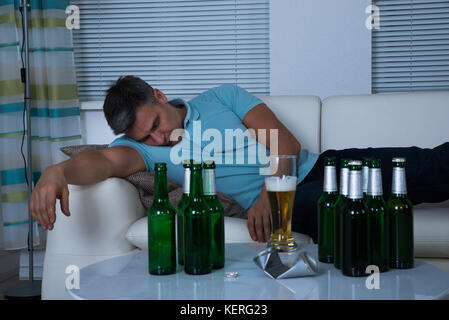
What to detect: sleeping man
<box><xmin>30</xmin><ymin>76</ymin><xmax>449</xmax><ymax>243</ymax></box>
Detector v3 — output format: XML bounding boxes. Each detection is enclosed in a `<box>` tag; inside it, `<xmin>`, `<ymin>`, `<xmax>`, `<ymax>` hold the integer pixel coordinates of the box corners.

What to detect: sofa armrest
<box><xmin>46</xmin><ymin>178</ymin><xmax>146</xmax><ymax>256</ymax></box>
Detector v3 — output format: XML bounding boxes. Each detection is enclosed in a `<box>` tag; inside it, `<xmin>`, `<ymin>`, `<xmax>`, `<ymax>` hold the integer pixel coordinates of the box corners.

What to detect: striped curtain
<box><xmin>0</xmin><ymin>0</ymin><xmax>81</xmax><ymax>250</ymax></box>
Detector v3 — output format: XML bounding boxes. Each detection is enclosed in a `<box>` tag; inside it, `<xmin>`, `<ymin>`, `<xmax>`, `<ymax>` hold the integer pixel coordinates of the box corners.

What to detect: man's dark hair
<box><xmin>103</xmin><ymin>76</ymin><xmax>156</xmax><ymax>135</ymax></box>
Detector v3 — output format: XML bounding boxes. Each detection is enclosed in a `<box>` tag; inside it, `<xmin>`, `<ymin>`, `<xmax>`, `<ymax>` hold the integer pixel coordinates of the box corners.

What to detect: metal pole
<box><xmin>4</xmin><ymin>0</ymin><xmax>41</xmax><ymax>299</ymax></box>
<box><xmin>23</xmin><ymin>0</ymin><xmax>34</xmax><ymax>284</ymax></box>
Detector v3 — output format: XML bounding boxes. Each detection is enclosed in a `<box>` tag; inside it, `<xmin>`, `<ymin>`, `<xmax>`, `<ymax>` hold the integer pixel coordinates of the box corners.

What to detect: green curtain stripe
<box><xmin>1</xmin><ymin>168</ymin><xmax>41</xmax><ymax>186</ymax></box>
<box><xmin>0</xmin><ymin>103</ymin><xmax>80</xmax><ymax>117</ymax></box>
<box><xmin>0</xmin><ymin>11</ymin><xmax>14</xmax><ymax>24</ymax></box>
<box><xmin>27</xmin><ymin>47</ymin><xmax>73</xmax><ymax>52</ymax></box>
<box><xmin>31</xmin><ymin>106</ymin><xmax>80</xmax><ymax>117</ymax></box>
<box><xmin>0</xmin><ymin>130</ymin><xmax>82</xmax><ymax>141</ymax></box>
<box><xmin>0</xmin><ymin>41</ymin><xmax>19</xmax><ymax>48</ymax></box>
<box><xmin>0</xmin><ymin>102</ymin><xmax>23</xmax><ymax>113</ymax></box>
<box><xmin>0</xmin><ymin>79</ymin><xmax>23</xmax><ymax>97</ymax></box>
<box><xmin>4</xmin><ymin>219</ymin><xmax>29</xmax><ymax>227</ymax></box>
<box><xmin>28</xmin><ymin>0</ymin><xmax>69</xmax><ymax>10</ymax></box>
<box><xmin>15</xmin><ymin>17</ymin><xmax>67</xmax><ymax>29</ymax></box>
<box><xmin>0</xmin><ymin>0</ymin><xmax>69</xmax><ymax>10</ymax></box>
<box><xmin>1</xmin><ymin>44</ymin><xmax>73</xmax><ymax>51</ymax></box>
<box><xmin>30</xmin><ymin>84</ymin><xmax>78</xmax><ymax>101</ymax></box>
<box><xmin>0</xmin><ymin>0</ymin><xmax>13</xmax><ymax>6</ymax></box>
<box><xmin>1</xmin><ymin>190</ymin><xmax>28</xmax><ymax>203</ymax></box>
<box><xmin>0</xmin><ymin>130</ymin><xmax>23</xmax><ymax>138</ymax></box>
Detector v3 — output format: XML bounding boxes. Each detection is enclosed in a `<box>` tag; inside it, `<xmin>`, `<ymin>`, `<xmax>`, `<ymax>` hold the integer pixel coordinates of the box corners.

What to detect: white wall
<box><xmin>270</xmin><ymin>0</ymin><xmax>372</xmax><ymax>99</ymax></box>
<box><xmin>80</xmin><ymin>0</ymin><xmax>373</xmax><ymax>144</ymax></box>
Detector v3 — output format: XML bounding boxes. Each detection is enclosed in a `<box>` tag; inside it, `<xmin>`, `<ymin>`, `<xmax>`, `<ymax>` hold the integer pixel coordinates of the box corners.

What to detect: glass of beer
<box><xmin>264</xmin><ymin>155</ymin><xmax>298</xmax><ymax>252</ymax></box>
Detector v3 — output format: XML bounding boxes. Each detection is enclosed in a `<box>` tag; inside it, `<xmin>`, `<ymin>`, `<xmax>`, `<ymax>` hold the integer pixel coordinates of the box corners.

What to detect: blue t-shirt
<box><xmin>109</xmin><ymin>84</ymin><xmax>319</xmax><ymax>211</ymax></box>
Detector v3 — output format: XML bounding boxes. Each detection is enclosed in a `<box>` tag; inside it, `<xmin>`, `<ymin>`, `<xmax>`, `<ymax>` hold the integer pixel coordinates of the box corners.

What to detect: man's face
<box><xmin>126</xmin><ymin>97</ymin><xmax>185</xmax><ymax>147</ymax></box>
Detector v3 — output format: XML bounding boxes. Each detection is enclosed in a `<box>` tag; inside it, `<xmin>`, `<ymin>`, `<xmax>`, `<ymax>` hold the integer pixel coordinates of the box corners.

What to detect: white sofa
<box><xmin>42</xmin><ymin>91</ymin><xmax>449</xmax><ymax>300</ymax></box>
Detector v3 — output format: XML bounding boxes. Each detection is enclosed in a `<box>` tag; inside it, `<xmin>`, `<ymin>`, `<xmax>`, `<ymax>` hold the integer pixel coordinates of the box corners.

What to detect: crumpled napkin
<box><xmin>253</xmin><ymin>246</ymin><xmax>318</xmax><ymax>279</ymax></box>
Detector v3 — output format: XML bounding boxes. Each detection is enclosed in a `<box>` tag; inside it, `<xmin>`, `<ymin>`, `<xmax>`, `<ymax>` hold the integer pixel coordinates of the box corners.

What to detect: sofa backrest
<box><xmin>259</xmin><ymin>95</ymin><xmax>321</xmax><ymax>154</ymax></box>
<box><xmin>321</xmin><ymin>91</ymin><xmax>449</xmax><ymax>151</ymax></box>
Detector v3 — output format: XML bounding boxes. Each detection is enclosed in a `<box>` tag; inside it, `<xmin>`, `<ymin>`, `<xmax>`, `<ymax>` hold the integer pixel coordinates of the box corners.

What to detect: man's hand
<box><xmin>30</xmin><ymin>166</ymin><xmax>71</xmax><ymax>231</ymax></box>
<box><xmin>247</xmin><ymin>186</ymin><xmax>271</xmax><ymax>242</ymax></box>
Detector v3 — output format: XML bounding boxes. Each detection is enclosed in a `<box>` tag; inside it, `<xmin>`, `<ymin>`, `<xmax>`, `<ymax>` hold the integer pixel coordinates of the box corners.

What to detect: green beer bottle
<box><xmin>364</xmin><ymin>159</ymin><xmax>389</xmax><ymax>273</ymax></box>
<box><xmin>362</xmin><ymin>157</ymin><xmax>372</xmax><ymax>198</ymax></box>
<box><xmin>184</xmin><ymin>162</ymin><xmax>212</xmax><ymax>275</ymax></box>
<box><xmin>318</xmin><ymin>157</ymin><xmax>338</xmax><ymax>263</ymax></box>
<box><xmin>148</xmin><ymin>162</ymin><xmax>176</xmax><ymax>275</ymax></box>
<box><xmin>342</xmin><ymin>160</ymin><xmax>370</xmax><ymax>277</ymax></box>
<box><xmin>387</xmin><ymin>157</ymin><xmax>414</xmax><ymax>269</ymax></box>
<box><xmin>176</xmin><ymin>159</ymin><xmax>193</xmax><ymax>265</ymax></box>
<box><xmin>203</xmin><ymin>160</ymin><xmax>225</xmax><ymax>269</ymax></box>
<box><xmin>334</xmin><ymin>158</ymin><xmax>351</xmax><ymax>269</ymax></box>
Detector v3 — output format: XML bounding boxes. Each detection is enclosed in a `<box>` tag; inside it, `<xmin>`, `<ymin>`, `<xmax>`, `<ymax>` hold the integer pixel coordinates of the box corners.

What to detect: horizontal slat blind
<box><xmin>372</xmin><ymin>0</ymin><xmax>449</xmax><ymax>93</ymax></box>
<box><xmin>70</xmin><ymin>0</ymin><xmax>270</xmax><ymax>101</ymax></box>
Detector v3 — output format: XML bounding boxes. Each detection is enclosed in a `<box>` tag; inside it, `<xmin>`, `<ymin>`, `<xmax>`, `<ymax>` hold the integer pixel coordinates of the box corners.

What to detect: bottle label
<box><xmin>348</xmin><ymin>170</ymin><xmax>363</xmax><ymax>199</ymax></box>
<box><xmin>339</xmin><ymin>168</ymin><xmax>350</xmax><ymax>196</ymax></box>
<box><xmin>392</xmin><ymin>167</ymin><xmax>407</xmax><ymax>195</ymax></box>
<box><xmin>323</xmin><ymin>166</ymin><xmax>337</xmax><ymax>192</ymax></box>
<box><xmin>204</xmin><ymin>169</ymin><xmax>217</xmax><ymax>195</ymax></box>
<box><xmin>183</xmin><ymin>168</ymin><xmax>191</xmax><ymax>194</ymax></box>
<box><xmin>367</xmin><ymin>168</ymin><xmax>383</xmax><ymax>196</ymax></box>
<box><xmin>362</xmin><ymin>165</ymin><xmax>369</xmax><ymax>193</ymax></box>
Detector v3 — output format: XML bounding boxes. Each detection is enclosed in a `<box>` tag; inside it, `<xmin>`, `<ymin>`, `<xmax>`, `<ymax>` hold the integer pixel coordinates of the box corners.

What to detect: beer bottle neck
<box><xmin>154</xmin><ymin>170</ymin><xmax>169</xmax><ymax>201</ymax></box>
<box><xmin>190</xmin><ymin>169</ymin><xmax>204</xmax><ymax>197</ymax></box>
<box><xmin>183</xmin><ymin>168</ymin><xmax>191</xmax><ymax>194</ymax></box>
<box><xmin>348</xmin><ymin>169</ymin><xmax>363</xmax><ymax>200</ymax></box>
<box><xmin>323</xmin><ymin>165</ymin><xmax>337</xmax><ymax>193</ymax></box>
<box><xmin>339</xmin><ymin>167</ymin><xmax>350</xmax><ymax>196</ymax></box>
<box><xmin>367</xmin><ymin>168</ymin><xmax>383</xmax><ymax>196</ymax></box>
<box><xmin>203</xmin><ymin>169</ymin><xmax>217</xmax><ymax>196</ymax></box>
<box><xmin>391</xmin><ymin>167</ymin><xmax>407</xmax><ymax>195</ymax></box>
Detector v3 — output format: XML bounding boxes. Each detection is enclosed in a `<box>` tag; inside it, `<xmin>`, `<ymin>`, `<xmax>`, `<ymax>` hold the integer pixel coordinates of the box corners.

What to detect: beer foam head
<box><xmin>265</xmin><ymin>175</ymin><xmax>297</xmax><ymax>192</ymax></box>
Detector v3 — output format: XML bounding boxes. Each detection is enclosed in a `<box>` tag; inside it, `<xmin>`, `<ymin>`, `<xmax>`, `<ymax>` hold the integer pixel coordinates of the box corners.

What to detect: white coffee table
<box><xmin>67</xmin><ymin>243</ymin><xmax>449</xmax><ymax>300</ymax></box>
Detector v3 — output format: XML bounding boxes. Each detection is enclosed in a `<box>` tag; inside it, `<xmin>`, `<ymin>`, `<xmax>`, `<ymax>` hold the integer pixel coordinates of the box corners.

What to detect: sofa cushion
<box><xmin>126</xmin><ymin>216</ymin><xmax>313</xmax><ymax>250</ymax></box>
<box><xmin>60</xmin><ymin>144</ymin><xmax>108</xmax><ymax>156</ymax></box>
<box><xmin>414</xmin><ymin>207</ymin><xmax>449</xmax><ymax>258</ymax></box>
<box><xmin>321</xmin><ymin>91</ymin><xmax>449</xmax><ymax>151</ymax></box>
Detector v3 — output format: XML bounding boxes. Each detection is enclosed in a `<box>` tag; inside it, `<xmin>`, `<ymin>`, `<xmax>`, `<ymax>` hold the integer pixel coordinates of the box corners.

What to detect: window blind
<box><xmin>372</xmin><ymin>0</ymin><xmax>449</xmax><ymax>93</ymax></box>
<box><xmin>70</xmin><ymin>0</ymin><xmax>270</xmax><ymax>101</ymax></box>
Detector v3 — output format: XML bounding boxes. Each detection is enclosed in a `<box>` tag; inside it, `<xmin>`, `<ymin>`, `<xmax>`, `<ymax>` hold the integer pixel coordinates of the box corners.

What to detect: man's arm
<box><xmin>30</xmin><ymin>146</ymin><xmax>145</xmax><ymax>231</ymax></box>
<box><xmin>243</xmin><ymin>103</ymin><xmax>301</xmax><ymax>242</ymax></box>
<box><xmin>243</xmin><ymin>103</ymin><xmax>301</xmax><ymax>155</ymax></box>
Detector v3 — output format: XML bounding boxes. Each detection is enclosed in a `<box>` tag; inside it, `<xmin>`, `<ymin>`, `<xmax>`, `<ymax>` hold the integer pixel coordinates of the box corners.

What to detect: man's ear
<box><xmin>153</xmin><ymin>88</ymin><xmax>168</xmax><ymax>104</ymax></box>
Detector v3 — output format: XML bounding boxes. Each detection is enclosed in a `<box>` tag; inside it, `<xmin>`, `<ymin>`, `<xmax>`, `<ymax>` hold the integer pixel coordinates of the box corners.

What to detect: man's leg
<box><xmin>292</xmin><ymin>180</ymin><xmax>322</xmax><ymax>243</ymax></box>
<box><xmin>301</xmin><ymin>142</ymin><xmax>449</xmax><ymax>204</ymax></box>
